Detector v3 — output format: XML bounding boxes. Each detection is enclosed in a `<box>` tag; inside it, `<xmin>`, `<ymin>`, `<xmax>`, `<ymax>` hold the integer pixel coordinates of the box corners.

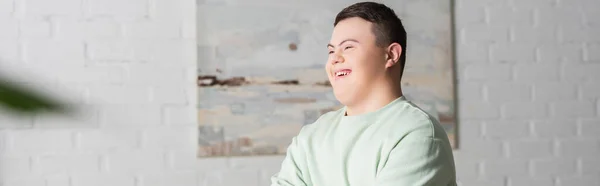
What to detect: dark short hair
<box><xmin>334</xmin><ymin>2</ymin><xmax>407</xmax><ymax>76</ymax></box>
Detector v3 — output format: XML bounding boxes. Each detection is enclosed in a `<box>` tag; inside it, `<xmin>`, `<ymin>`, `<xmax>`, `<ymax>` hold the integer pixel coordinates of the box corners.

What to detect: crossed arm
<box><xmin>270</xmin><ymin>133</ymin><xmax>456</xmax><ymax>186</ymax></box>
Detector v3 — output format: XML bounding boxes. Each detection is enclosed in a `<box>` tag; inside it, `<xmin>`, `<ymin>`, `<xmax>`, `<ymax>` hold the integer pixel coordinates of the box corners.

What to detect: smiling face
<box><xmin>326</xmin><ymin>17</ymin><xmax>389</xmax><ymax>106</ymax></box>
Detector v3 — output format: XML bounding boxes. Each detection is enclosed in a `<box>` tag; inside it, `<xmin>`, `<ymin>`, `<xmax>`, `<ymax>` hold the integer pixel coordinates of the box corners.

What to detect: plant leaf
<box><xmin>0</xmin><ymin>78</ymin><xmax>70</xmax><ymax>114</ymax></box>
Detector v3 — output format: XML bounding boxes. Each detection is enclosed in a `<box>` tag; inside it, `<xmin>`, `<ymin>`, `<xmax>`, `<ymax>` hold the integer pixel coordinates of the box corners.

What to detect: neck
<box><xmin>345</xmin><ymin>77</ymin><xmax>403</xmax><ymax>116</ymax></box>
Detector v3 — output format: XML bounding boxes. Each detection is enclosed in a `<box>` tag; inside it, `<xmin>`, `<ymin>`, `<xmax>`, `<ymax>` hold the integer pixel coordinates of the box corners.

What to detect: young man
<box><xmin>271</xmin><ymin>2</ymin><xmax>456</xmax><ymax>186</ymax></box>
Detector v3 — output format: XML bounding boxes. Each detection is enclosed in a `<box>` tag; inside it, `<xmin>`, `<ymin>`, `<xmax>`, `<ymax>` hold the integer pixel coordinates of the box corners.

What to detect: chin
<box><xmin>333</xmin><ymin>89</ymin><xmax>356</xmax><ymax>107</ymax></box>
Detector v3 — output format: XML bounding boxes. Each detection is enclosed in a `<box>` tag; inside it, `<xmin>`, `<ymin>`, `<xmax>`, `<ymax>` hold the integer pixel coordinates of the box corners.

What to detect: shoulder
<box><xmin>386</xmin><ymin>100</ymin><xmax>450</xmax><ymax>144</ymax></box>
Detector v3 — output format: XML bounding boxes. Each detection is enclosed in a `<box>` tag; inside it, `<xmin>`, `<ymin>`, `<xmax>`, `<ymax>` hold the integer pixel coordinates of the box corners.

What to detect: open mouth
<box><xmin>334</xmin><ymin>69</ymin><xmax>352</xmax><ymax>79</ymax></box>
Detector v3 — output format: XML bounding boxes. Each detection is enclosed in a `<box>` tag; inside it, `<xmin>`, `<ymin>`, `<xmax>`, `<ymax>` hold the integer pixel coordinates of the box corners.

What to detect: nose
<box><xmin>330</xmin><ymin>52</ymin><xmax>344</xmax><ymax>65</ymax></box>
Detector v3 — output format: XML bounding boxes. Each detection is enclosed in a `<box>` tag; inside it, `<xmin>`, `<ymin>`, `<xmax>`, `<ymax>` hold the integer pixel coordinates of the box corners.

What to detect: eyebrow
<box><xmin>327</xmin><ymin>39</ymin><xmax>359</xmax><ymax>48</ymax></box>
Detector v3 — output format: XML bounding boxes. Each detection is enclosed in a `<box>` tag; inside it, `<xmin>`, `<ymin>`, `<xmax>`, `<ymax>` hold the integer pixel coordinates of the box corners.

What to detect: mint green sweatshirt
<box><xmin>271</xmin><ymin>96</ymin><xmax>457</xmax><ymax>186</ymax></box>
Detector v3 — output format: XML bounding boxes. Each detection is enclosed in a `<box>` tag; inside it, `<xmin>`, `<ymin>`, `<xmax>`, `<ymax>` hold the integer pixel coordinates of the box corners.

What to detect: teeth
<box><xmin>335</xmin><ymin>71</ymin><xmax>349</xmax><ymax>76</ymax></box>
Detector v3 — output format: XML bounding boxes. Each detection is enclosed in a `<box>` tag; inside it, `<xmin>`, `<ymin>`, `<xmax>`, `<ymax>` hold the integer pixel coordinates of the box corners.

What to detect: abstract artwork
<box><xmin>197</xmin><ymin>0</ymin><xmax>456</xmax><ymax>157</ymax></box>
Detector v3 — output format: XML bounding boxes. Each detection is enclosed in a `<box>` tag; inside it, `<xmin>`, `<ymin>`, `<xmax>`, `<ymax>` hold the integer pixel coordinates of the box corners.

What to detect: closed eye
<box><xmin>344</xmin><ymin>46</ymin><xmax>353</xmax><ymax>50</ymax></box>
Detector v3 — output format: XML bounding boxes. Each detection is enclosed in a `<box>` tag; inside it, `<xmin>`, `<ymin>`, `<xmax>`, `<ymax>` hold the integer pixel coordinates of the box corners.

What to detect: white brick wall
<box><xmin>0</xmin><ymin>0</ymin><xmax>198</xmax><ymax>185</ymax></box>
<box><xmin>0</xmin><ymin>0</ymin><xmax>598</xmax><ymax>186</ymax></box>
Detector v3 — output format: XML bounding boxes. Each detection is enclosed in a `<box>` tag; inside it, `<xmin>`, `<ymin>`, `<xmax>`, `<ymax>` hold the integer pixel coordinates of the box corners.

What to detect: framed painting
<box><xmin>196</xmin><ymin>0</ymin><xmax>457</xmax><ymax>157</ymax></box>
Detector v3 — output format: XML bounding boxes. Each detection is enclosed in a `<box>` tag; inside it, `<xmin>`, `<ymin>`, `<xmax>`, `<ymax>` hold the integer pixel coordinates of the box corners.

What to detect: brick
<box><xmin>87</xmin><ymin>85</ymin><xmax>152</xmax><ymax>105</ymax></box>
<box><xmin>501</xmin><ymin>102</ymin><xmax>548</xmax><ymax>119</ymax></box>
<box><xmin>0</xmin><ymin>108</ymin><xmax>34</xmax><ymax>128</ymax></box>
<box><xmin>533</xmin><ymin>119</ymin><xmax>577</xmax><ymax>138</ymax></box>
<box><xmin>463</xmin><ymin>63</ymin><xmax>511</xmax><ymax>81</ymax></box>
<box><xmin>488</xmin><ymin>6</ymin><xmax>534</xmax><ymax>28</ymax></box>
<box><xmin>2</xmin><ymin>178</ymin><xmax>45</xmax><ymax>186</ymax></box>
<box><xmin>560</xmin><ymin>23</ymin><xmax>598</xmax><ymax>43</ymax></box>
<box><xmin>98</xmin><ymin>105</ymin><xmax>161</xmax><ymax>126</ymax></box>
<box><xmin>126</xmin><ymin>65</ymin><xmax>185</xmax><ymax>86</ymax></box>
<box><xmin>550</xmin><ymin>101</ymin><xmax>595</xmax><ymax>118</ymax></box>
<box><xmin>230</xmin><ymin>156</ymin><xmax>286</xmax><ymax>170</ymax></box>
<box><xmin>508</xmin><ymin>140</ymin><xmax>553</xmax><ymax>159</ymax></box>
<box><xmin>0</xmin><ymin>0</ymin><xmax>13</xmax><ymax>16</ymax></box>
<box><xmin>482</xmin><ymin>158</ymin><xmax>528</xmax><ymax>177</ymax></box>
<box><xmin>141</xmin><ymin>126</ymin><xmax>195</xmax><ymax>149</ymax></box>
<box><xmin>151</xmin><ymin>0</ymin><xmax>192</xmax><ymax>21</ymax></box>
<box><xmin>106</xmin><ymin>150</ymin><xmax>165</xmax><ymax>174</ymax></box>
<box><xmin>25</xmin><ymin>83</ymin><xmax>87</xmax><ymax>107</ymax></box>
<box><xmin>583</xmin><ymin>3</ymin><xmax>600</xmax><ymax>28</ymax></box>
<box><xmin>585</xmin><ymin>43</ymin><xmax>600</xmax><ymax>62</ymax></box>
<box><xmin>454</xmin><ymin>2</ymin><xmax>484</xmax><ymax>26</ymax></box>
<box><xmin>77</xmin><ymin>129</ymin><xmax>140</xmax><ymax>151</ymax></box>
<box><xmin>37</xmin><ymin>153</ymin><xmax>100</xmax><ymax>174</ymax></box>
<box><xmin>52</xmin><ymin>17</ymin><xmax>121</xmax><ymax>40</ymax></box>
<box><xmin>164</xmin><ymin>106</ymin><xmax>196</xmax><ymax>125</ymax></box>
<box><xmin>456</xmin><ymin>43</ymin><xmax>489</xmax><ymax>63</ymax></box>
<box><xmin>558</xmin><ymin>175</ymin><xmax>600</xmax><ymax>186</ymax></box>
<box><xmin>563</xmin><ymin>63</ymin><xmax>600</xmax><ymax>82</ymax></box>
<box><xmin>484</xmin><ymin>120</ymin><xmax>530</xmax><ymax>139</ymax></box>
<box><xmin>0</xmin><ymin>18</ymin><xmax>19</xmax><ymax>38</ymax></box>
<box><xmin>167</xmin><ymin>150</ymin><xmax>199</xmax><ymax>170</ymax></box>
<box><xmin>86</xmin><ymin>39</ymin><xmax>135</xmax><ymax>62</ymax></box>
<box><xmin>45</xmin><ymin>175</ymin><xmax>70</xmax><ymax>186</ymax></box>
<box><xmin>558</xmin><ymin>138</ymin><xmax>600</xmax><ymax>158</ymax></box>
<box><xmin>23</xmin><ymin>39</ymin><xmax>85</xmax><ymax>65</ymax></box>
<box><xmin>0</xmin><ymin>37</ymin><xmax>19</xmax><ymax>63</ymax></box>
<box><xmin>513</xmin><ymin>63</ymin><xmax>559</xmax><ymax>82</ymax></box>
<box><xmin>581</xmin><ymin>81</ymin><xmax>600</xmax><ymax>99</ymax></box>
<box><xmin>533</xmin><ymin>82</ymin><xmax>577</xmax><ymax>102</ymax></box>
<box><xmin>132</xmin><ymin>40</ymin><xmax>195</xmax><ymax>65</ymax></box>
<box><xmin>490</xmin><ymin>42</ymin><xmax>536</xmax><ymax>63</ymax></box>
<box><xmin>33</xmin><ymin>109</ymin><xmax>100</xmax><ymax>129</ymax></box>
<box><xmin>71</xmin><ymin>173</ymin><xmax>136</xmax><ymax>186</ymax></box>
<box><xmin>52</xmin><ymin>65</ymin><xmax>124</xmax><ymax>84</ymax></box>
<box><xmin>580</xmin><ymin>157</ymin><xmax>600</xmax><ymax>174</ymax></box>
<box><xmin>460</xmin><ymin>139</ymin><xmax>504</xmax><ymax>159</ymax></box>
<box><xmin>513</xmin><ymin>0</ymin><xmax>555</xmax><ymax>9</ymax></box>
<box><xmin>19</xmin><ymin>18</ymin><xmax>51</xmax><ymax>38</ymax></box>
<box><xmin>458</xmin><ymin>82</ymin><xmax>484</xmax><ymax>101</ymax></box>
<box><xmin>533</xmin><ymin>158</ymin><xmax>577</xmax><ymax>177</ymax></box>
<box><xmin>458</xmin><ymin>101</ymin><xmax>500</xmax><ymax>119</ymax></box>
<box><xmin>24</xmin><ymin>0</ymin><xmax>81</xmax><ymax>17</ymax></box>
<box><xmin>8</xmin><ymin>130</ymin><xmax>73</xmax><ymax>154</ymax></box>
<box><xmin>192</xmin><ymin>154</ymin><xmax>230</xmax><ymax>172</ymax></box>
<box><xmin>580</xmin><ymin>119</ymin><xmax>600</xmax><ymax>138</ymax></box>
<box><xmin>123</xmin><ymin>21</ymin><xmax>180</xmax><ymax>39</ymax></box>
<box><xmin>457</xmin><ymin>177</ymin><xmax>504</xmax><ymax>186</ymax></box>
<box><xmin>202</xmin><ymin>169</ymin><xmax>260</xmax><ymax>186</ymax></box>
<box><xmin>512</xmin><ymin>24</ymin><xmax>559</xmax><ymax>44</ymax></box>
<box><xmin>139</xmin><ymin>171</ymin><xmax>198</xmax><ymax>186</ymax></box>
<box><xmin>88</xmin><ymin>0</ymin><xmax>148</xmax><ymax>19</ymax></box>
<box><xmin>461</xmin><ymin>24</ymin><xmax>509</xmax><ymax>44</ymax></box>
<box><xmin>508</xmin><ymin>176</ymin><xmax>554</xmax><ymax>186</ymax></box>
<box><xmin>457</xmin><ymin>121</ymin><xmax>484</xmax><ymax>141</ymax></box>
<box><xmin>537</xmin><ymin>43</ymin><xmax>583</xmax><ymax>63</ymax></box>
<box><xmin>485</xmin><ymin>83</ymin><xmax>532</xmax><ymax>103</ymax></box>
<box><xmin>0</xmin><ymin>156</ymin><xmax>32</xmax><ymax>178</ymax></box>
<box><xmin>455</xmin><ymin>0</ymin><xmax>509</xmax><ymax>15</ymax></box>
<box><xmin>537</xmin><ymin>6</ymin><xmax>584</xmax><ymax>29</ymax></box>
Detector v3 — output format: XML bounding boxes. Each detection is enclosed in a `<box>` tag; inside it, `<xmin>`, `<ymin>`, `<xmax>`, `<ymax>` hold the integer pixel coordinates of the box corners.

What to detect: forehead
<box><xmin>330</xmin><ymin>17</ymin><xmax>376</xmax><ymax>44</ymax></box>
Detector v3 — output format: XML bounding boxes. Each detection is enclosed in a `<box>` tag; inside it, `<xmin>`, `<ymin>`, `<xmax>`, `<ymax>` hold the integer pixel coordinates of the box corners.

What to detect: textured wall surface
<box><xmin>0</xmin><ymin>0</ymin><xmax>199</xmax><ymax>185</ymax></box>
<box><xmin>0</xmin><ymin>0</ymin><xmax>598</xmax><ymax>186</ymax></box>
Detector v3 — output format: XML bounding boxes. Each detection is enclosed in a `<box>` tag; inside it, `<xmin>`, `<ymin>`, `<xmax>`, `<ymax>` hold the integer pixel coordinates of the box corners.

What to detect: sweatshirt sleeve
<box><xmin>270</xmin><ymin>135</ymin><xmax>308</xmax><ymax>186</ymax></box>
<box><xmin>374</xmin><ymin>133</ymin><xmax>456</xmax><ymax>186</ymax></box>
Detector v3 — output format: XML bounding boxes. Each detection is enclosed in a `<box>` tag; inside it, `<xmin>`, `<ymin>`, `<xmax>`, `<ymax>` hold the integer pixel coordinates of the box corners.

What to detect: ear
<box><xmin>384</xmin><ymin>43</ymin><xmax>402</xmax><ymax>69</ymax></box>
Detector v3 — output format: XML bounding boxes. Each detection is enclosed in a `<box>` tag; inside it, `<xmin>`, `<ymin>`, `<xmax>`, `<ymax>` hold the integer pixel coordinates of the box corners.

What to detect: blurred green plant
<box><xmin>0</xmin><ymin>78</ymin><xmax>70</xmax><ymax>115</ymax></box>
